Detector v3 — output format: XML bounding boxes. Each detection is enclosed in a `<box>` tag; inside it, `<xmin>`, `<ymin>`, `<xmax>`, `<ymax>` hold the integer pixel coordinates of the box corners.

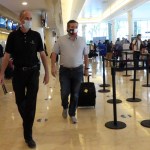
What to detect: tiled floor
<box><xmin>1</xmin><ymin>56</ymin><xmax>150</xmax><ymax>150</ymax></box>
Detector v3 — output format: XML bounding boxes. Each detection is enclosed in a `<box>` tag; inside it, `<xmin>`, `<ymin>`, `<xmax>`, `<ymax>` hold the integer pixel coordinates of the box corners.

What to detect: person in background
<box><xmin>0</xmin><ymin>10</ymin><xmax>49</xmax><ymax>148</ymax></box>
<box><xmin>88</xmin><ymin>40</ymin><xmax>98</xmax><ymax>58</ymax></box>
<box><xmin>51</xmin><ymin>20</ymin><xmax>89</xmax><ymax>124</ymax></box>
<box><xmin>97</xmin><ymin>40</ymin><xmax>107</xmax><ymax>57</ymax></box>
<box><xmin>147</xmin><ymin>39</ymin><xmax>150</xmax><ymax>53</ymax></box>
<box><xmin>105</xmin><ymin>40</ymin><xmax>113</xmax><ymax>67</ymax></box>
<box><xmin>132</xmin><ymin>34</ymin><xmax>143</xmax><ymax>67</ymax></box>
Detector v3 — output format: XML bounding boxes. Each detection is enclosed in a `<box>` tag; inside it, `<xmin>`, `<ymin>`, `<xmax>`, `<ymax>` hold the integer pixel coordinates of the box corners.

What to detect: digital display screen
<box><xmin>0</xmin><ymin>16</ymin><xmax>6</xmax><ymax>28</ymax></box>
<box><xmin>12</xmin><ymin>23</ymin><xmax>19</xmax><ymax>30</ymax></box>
<box><xmin>6</xmin><ymin>20</ymin><xmax>13</xmax><ymax>30</ymax></box>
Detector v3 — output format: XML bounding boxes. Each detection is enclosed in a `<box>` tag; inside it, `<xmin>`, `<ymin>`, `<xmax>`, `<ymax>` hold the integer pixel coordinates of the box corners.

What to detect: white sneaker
<box><xmin>71</xmin><ymin>116</ymin><xmax>78</xmax><ymax>124</ymax></box>
<box><xmin>62</xmin><ymin>109</ymin><xmax>68</xmax><ymax>119</ymax></box>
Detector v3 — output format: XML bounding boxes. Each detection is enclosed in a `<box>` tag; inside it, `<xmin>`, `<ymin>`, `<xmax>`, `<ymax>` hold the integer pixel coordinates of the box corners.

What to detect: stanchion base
<box><xmin>105</xmin><ymin>121</ymin><xmax>126</xmax><ymax>129</ymax></box>
<box><xmin>141</xmin><ymin>120</ymin><xmax>150</xmax><ymax>128</ymax></box>
<box><xmin>122</xmin><ymin>74</ymin><xmax>131</xmax><ymax>77</ymax></box>
<box><xmin>99</xmin><ymin>84</ymin><xmax>110</xmax><ymax>87</ymax></box>
<box><xmin>130</xmin><ymin>79</ymin><xmax>140</xmax><ymax>81</ymax></box>
<box><xmin>107</xmin><ymin>99</ymin><xmax>122</xmax><ymax>104</ymax></box>
<box><xmin>98</xmin><ymin>89</ymin><xmax>110</xmax><ymax>93</ymax></box>
<box><xmin>126</xmin><ymin>98</ymin><xmax>141</xmax><ymax>102</ymax></box>
<box><xmin>142</xmin><ymin>84</ymin><xmax>150</xmax><ymax>87</ymax></box>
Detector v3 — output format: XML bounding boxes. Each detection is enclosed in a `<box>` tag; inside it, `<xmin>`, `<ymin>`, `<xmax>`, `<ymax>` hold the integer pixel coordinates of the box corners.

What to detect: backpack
<box><xmin>130</xmin><ymin>39</ymin><xmax>138</xmax><ymax>50</ymax></box>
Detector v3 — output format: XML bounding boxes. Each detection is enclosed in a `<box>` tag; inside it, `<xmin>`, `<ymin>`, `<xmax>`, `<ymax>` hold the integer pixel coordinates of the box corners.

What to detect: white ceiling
<box><xmin>77</xmin><ymin>0</ymin><xmax>150</xmax><ymax>23</ymax></box>
<box><xmin>0</xmin><ymin>0</ymin><xmax>150</xmax><ymax>27</ymax></box>
<box><xmin>0</xmin><ymin>0</ymin><xmax>48</xmax><ymax>14</ymax></box>
<box><xmin>0</xmin><ymin>0</ymin><xmax>58</xmax><ymax>28</ymax></box>
<box><xmin>79</xmin><ymin>0</ymin><xmax>116</xmax><ymax>19</ymax></box>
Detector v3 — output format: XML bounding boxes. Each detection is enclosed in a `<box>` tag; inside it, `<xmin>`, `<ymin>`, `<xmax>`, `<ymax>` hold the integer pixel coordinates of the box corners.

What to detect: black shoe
<box><xmin>25</xmin><ymin>139</ymin><xmax>36</xmax><ymax>148</ymax></box>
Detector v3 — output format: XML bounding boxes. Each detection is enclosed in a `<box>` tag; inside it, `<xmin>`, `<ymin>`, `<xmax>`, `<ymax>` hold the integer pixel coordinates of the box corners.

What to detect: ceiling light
<box><xmin>22</xmin><ymin>2</ymin><xmax>28</xmax><ymax>6</ymax></box>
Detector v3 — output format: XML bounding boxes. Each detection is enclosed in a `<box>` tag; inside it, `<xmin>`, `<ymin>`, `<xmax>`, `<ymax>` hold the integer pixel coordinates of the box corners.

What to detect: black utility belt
<box><xmin>60</xmin><ymin>65</ymin><xmax>83</xmax><ymax>70</ymax></box>
<box><xmin>14</xmin><ymin>64</ymin><xmax>40</xmax><ymax>71</ymax></box>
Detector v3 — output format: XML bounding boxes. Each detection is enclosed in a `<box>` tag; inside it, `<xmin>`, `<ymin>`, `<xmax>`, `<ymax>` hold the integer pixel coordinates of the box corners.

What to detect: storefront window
<box><xmin>135</xmin><ymin>20</ymin><xmax>150</xmax><ymax>40</ymax></box>
<box><xmin>115</xmin><ymin>20</ymin><xmax>128</xmax><ymax>40</ymax></box>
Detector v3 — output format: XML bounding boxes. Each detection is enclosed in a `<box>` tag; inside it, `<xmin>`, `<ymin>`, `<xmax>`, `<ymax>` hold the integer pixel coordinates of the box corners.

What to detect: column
<box><xmin>128</xmin><ymin>10</ymin><xmax>133</xmax><ymax>42</ymax></box>
<box><xmin>111</xmin><ymin>20</ymin><xmax>116</xmax><ymax>44</ymax></box>
<box><xmin>108</xmin><ymin>22</ymin><xmax>112</xmax><ymax>42</ymax></box>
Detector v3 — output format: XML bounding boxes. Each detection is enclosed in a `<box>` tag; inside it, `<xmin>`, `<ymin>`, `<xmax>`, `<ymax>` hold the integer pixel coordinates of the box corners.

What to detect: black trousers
<box><xmin>12</xmin><ymin>68</ymin><xmax>40</xmax><ymax>141</ymax></box>
<box><xmin>133</xmin><ymin>51</ymin><xmax>140</xmax><ymax>67</ymax></box>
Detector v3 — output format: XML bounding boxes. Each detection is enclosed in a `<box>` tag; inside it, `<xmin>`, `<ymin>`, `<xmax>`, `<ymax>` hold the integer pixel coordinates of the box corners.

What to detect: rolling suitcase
<box><xmin>78</xmin><ymin>75</ymin><xmax>96</xmax><ymax>107</ymax></box>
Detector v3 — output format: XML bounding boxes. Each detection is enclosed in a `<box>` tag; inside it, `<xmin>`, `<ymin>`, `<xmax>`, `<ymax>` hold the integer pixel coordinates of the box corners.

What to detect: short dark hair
<box><xmin>137</xmin><ymin>34</ymin><xmax>141</xmax><ymax>38</ymax></box>
<box><xmin>67</xmin><ymin>20</ymin><xmax>78</xmax><ymax>28</ymax></box>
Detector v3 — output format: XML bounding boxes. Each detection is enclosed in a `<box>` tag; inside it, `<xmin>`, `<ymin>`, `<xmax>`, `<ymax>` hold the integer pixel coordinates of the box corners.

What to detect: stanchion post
<box><xmin>107</xmin><ymin>59</ymin><xmax>122</xmax><ymax>104</ymax></box>
<box><xmin>98</xmin><ymin>56</ymin><xmax>110</xmax><ymax>93</ymax></box>
<box><xmin>142</xmin><ymin>54</ymin><xmax>150</xmax><ymax>87</ymax></box>
<box><xmin>126</xmin><ymin>58</ymin><xmax>141</xmax><ymax>102</ymax></box>
<box><xmin>112</xmin><ymin>66</ymin><xmax>117</xmax><ymax>124</ymax></box>
<box><xmin>105</xmin><ymin>63</ymin><xmax>126</xmax><ymax>129</ymax></box>
<box><xmin>99</xmin><ymin>56</ymin><xmax>110</xmax><ymax>87</ymax></box>
<box><xmin>123</xmin><ymin>51</ymin><xmax>131</xmax><ymax>77</ymax></box>
<box><xmin>140</xmin><ymin>54</ymin><xmax>150</xmax><ymax>127</ymax></box>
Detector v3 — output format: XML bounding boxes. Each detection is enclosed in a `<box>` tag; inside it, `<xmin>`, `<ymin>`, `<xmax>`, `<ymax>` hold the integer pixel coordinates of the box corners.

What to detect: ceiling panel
<box><xmin>0</xmin><ymin>0</ymin><xmax>48</xmax><ymax>14</ymax></box>
<box><xmin>1</xmin><ymin>0</ymin><xmax>150</xmax><ymax>28</ymax></box>
<box><xmin>78</xmin><ymin>0</ymin><xmax>116</xmax><ymax>19</ymax></box>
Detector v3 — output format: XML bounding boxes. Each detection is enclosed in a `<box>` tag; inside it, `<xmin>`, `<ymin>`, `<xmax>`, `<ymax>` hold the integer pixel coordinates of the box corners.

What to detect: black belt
<box><xmin>15</xmin><ymin>64</ymin><xmax>39</xmax><ymax>71</ymax></box>
<box><xmin>60</xmin><ymin>65</ymin><xmax>83</xmax><ymax>70</ymax></box>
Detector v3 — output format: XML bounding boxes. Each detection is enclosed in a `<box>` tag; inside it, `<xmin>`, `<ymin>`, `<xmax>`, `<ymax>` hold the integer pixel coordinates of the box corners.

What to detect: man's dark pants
<box><xmin>12</xmin><ymin>68</ymin><xmax>40</xmax><ymax>141</ymax></box>
<box><xmin>59</xmin><ymin>65</ymin><xmax>83</xmax><ymax>117</ymax></box>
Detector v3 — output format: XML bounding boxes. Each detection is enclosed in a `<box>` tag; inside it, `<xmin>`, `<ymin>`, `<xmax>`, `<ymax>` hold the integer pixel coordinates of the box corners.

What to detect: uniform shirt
<box><xmin>53</xmin><ymin>34</ymin><xmax>88</xmax><ymax>68</ymax></box>
<box><xmin>0</xmin><ymin>44</ymin><xmax>3</xmax><ymax>58</ymax></box>
<box><xmin>5</xmin><ymin>28</ymin><xmax>44</xmax><ymax>67</ymax></box>
<box><xmin>132</xmin><ymin>39</ymin><xmax>142</xmax><ymax>51</ymax></box>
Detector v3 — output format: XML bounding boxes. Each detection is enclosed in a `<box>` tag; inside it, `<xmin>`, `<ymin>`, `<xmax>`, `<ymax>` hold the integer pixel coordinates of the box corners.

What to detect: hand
<box><xmin>51</xmin><ymin>66</ymin><xmax>57</xmax><ymax>77</ymax></box>
<box><xmin>43</xmin><ymin>72</ymin><xmax>49</xmax><ymax>85</ymax></box>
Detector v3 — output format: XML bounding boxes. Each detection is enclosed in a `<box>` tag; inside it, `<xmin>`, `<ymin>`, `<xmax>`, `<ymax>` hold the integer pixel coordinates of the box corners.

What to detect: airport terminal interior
<box><xmin>1</xmin><ymin>0</ymin><xmax>150</xmax><ymax>150</ymax></box>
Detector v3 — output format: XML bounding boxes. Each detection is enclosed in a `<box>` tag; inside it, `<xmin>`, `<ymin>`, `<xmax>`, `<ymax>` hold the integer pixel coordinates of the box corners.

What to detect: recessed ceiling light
<box><xmin>22</xmin><ymin>2</ymin><xmax>28</xmax><ymax>6</ymax></box>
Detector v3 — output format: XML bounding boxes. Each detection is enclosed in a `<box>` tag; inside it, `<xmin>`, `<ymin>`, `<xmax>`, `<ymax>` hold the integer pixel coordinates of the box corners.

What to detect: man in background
<box><xmin>132</xmin><ymin>34</ymin><xmax>143</xmax><ymax>67</ymax></box>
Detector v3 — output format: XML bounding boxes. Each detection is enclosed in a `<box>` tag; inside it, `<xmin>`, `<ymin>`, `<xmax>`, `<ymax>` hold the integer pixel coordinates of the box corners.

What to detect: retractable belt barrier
<box><xmin>104</xmin><ymin>53</ymin><xmax>150</xmax><ymax>129</ymax></box>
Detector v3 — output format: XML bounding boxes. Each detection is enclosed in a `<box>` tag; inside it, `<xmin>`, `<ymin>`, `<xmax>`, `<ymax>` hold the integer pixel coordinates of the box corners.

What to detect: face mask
<box><xmin>68</xmin><ymin>28</ymin><xmax>78</xmax><ymax>35</ymax></box>
<box><xmin>23</xmin><ymin>20</ymin><xmax>32</xmax><ymax>31</ymax></box>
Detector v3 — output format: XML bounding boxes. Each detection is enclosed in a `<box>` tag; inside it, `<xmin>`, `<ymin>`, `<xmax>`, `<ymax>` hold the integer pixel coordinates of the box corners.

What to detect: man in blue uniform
<box><xmin>0</xmin><ymin>10</ymin><xmax>49</xmax><ymax>148</ymax></box>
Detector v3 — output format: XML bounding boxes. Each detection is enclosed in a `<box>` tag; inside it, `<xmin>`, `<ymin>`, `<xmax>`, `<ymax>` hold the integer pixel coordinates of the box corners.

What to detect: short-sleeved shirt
<box><xmin>0</xmin><ymin>44</ymin><xmax>3</xmax><ymax>57</ymax></box>
<box><xmin>132</xmin><ymin>39</ymin><xmax>141</xmax><ymax>51</ymax></box>
<box><xmin>5</xmin><ymin>28</ymin><xmax>44</xmax><ymax>67</ymax></box>
<box><xmin>53</xmin><ymin>34</ymin><xmax>88</xmax><ymax>68</ymax></box>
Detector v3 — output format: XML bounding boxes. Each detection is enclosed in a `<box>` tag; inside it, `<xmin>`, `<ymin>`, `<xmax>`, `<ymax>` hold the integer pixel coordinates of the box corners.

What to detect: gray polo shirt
<box><xmin>53</xmin><ymin>34</ymin><xmax>89</xmax><ymax>68</ymax></box>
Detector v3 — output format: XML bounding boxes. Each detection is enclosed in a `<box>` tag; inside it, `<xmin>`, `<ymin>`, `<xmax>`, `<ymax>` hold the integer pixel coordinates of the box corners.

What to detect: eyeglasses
<box><xmin>24</xmin><ymin>17</ymin><xmax>32</xmax><ymax>21</ymax></box>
